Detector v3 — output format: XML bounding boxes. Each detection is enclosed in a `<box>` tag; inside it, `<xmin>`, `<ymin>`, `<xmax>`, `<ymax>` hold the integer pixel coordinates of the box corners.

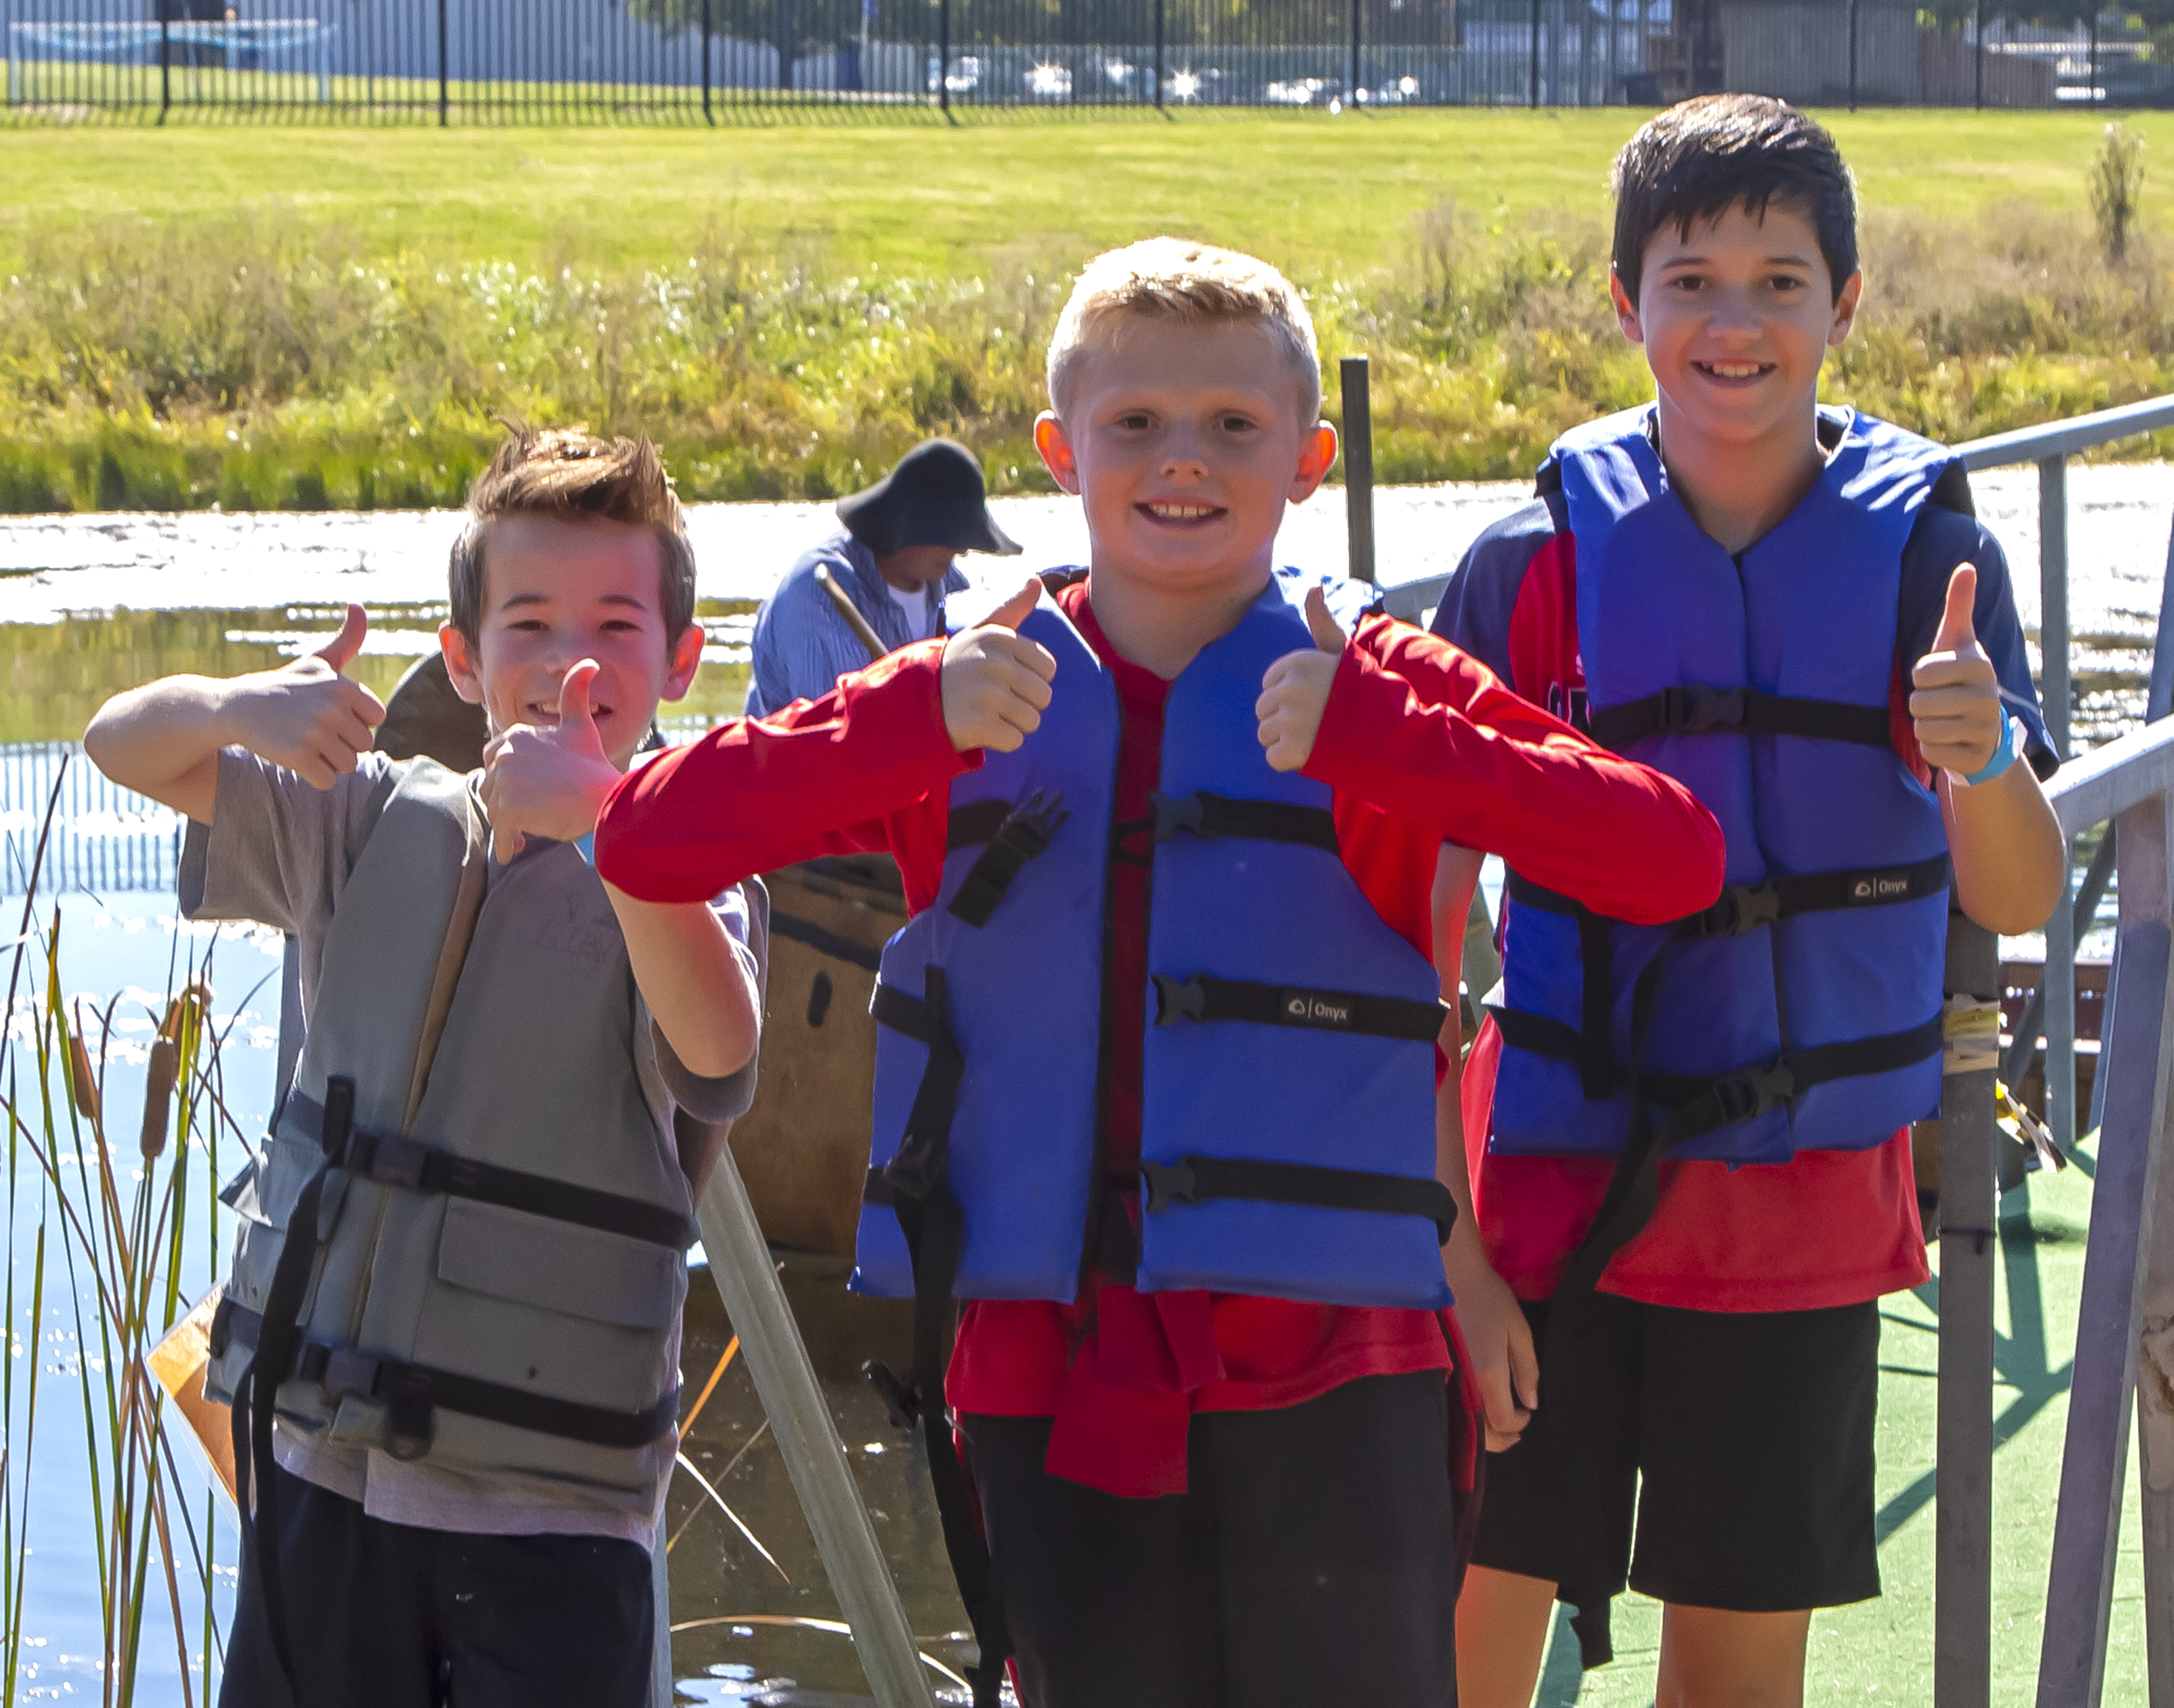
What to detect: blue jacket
<box><xmin>852</xmin><ymin>571</ymin><xmax>1457</xmax><ymax>1311</ymax></box>
<box><xmin>746</xmin><ymin>532</ymin><xmax>970</xmax><ymax>716</ymax></box>
<box><xmin>1488</xmin><ymin>407</ymin><xmax>1957</xmax><ymax>1165</ymax></box>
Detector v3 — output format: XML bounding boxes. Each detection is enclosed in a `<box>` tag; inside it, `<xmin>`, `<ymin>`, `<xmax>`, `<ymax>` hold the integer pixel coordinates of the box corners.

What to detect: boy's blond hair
<box><xmin>448</xmin><ymin>427</ymin><xmax>697</xmax><ymax>650</ymax></box>
<box><xmin>1046</xmin><ymin>239</ymin><xmax>1322</xmax><ymax>424</ymax></box>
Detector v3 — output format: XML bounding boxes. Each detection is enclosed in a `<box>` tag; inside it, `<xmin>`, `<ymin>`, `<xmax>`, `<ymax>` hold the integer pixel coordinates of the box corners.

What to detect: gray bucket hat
<box><xmin>836</xmin><ymin>438</ymin><xmax>1023</xmax><ymax>557</ymax></box>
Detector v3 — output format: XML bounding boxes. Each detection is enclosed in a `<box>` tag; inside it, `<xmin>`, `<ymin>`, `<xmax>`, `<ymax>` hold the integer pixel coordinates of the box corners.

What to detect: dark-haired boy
<box><xmin>590</xmin><ymin>238</ymin><xmax>1725</xmax><ymax>1708</ymax></box>
<box><xmin>86</xmin><ymin>430</ymin><xmax>767</xmax><ymax>1708</ymax></box>
<box><xmin>1433</xmin><ymin>95</ymin><xmax>2066</xmax><ymax>1705</ymax></box>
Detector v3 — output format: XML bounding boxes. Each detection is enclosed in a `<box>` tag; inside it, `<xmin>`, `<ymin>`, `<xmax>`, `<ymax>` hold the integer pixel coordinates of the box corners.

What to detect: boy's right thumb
<box><xmin>314</xmin><ymin>602</ymin><xmax>369</xmax><ymax>674</ymax></box>
<box><xmin>980</xmin><ymin>579</ymin><xmax>1042</xmax><ymax>634</ymax></box>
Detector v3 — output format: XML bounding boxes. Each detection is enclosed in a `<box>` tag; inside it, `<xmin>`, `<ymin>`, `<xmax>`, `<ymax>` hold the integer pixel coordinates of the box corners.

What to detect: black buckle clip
<box><xmin>863</xmin><ymin>1360</ymin><xmax>922</xmax><ymax>1428</ymax></box>
<box><xmin>1139</xmin><ymin>1157</ymin><xmax>1199</xmax><ymax>1215</ymax></box>
<box><xmin>1691</xmin><ymin>883</ymin><xmax>1783</xmax><ymax>938</ymax></box>
<box><xmin>1151</xmin><ymin>974</ymin><xmax>1207</xmax><ymax>1025</ymax></box>
<box><xmin>994</xmin><ymin>789</ymin><xmax>1067</xmax><ymax>860</ymax></box>
<box><xmin>1659</xmin><ymin>685</ymin><xmax>1747</xmax><ymax>735</ymax></box>
<box><xmin>319</xmin><ymin>1074</ymin><xmax>357</xmax><ymax>1161</ymax></box>
<box><xmin>882</xmin><ymin>1136</ymin><xmax>943</xmax><ymax>1206</ymax></box>
<box><xmin>381</xmin><ymin>1365</ymin><xmax>436</xmax><ymax>1462</ymax></box>
<box><xmin>1710</xmin><ymin>1059</ymin><xmax>1800</xmax><ymax>1126</ymax></box>
<box><xmin>1149</xmin><ymin>791</ymin><xmax>1207</xmax><ymax>841</ymax></box>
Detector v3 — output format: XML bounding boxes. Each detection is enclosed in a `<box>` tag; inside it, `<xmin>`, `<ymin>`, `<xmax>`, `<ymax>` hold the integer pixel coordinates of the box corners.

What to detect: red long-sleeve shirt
<box><xmin>597</xmin><ymin>579</ymin><xmax>1724</xmax><ymax>1495</ymax></box>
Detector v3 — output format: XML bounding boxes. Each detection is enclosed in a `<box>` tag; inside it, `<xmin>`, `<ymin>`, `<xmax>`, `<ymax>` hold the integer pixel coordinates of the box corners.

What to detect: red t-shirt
<box><xmin>597</xmin><ymin>576</ymin><xmax>1725</xmax><ymax>1492</ymax></box>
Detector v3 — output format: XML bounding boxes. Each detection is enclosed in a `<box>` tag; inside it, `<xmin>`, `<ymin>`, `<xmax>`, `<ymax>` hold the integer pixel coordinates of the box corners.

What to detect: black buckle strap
<box><xmin>225</xmin><ymin>1303</ymin><xmax>679</xmax><ymax>1456</ymax></box>
<box><xmin>870</xmin><ymin>980</ymin><xmax>939</xmax><ymax>1045</ymax></box>
<box><xmin>285</xmin><ymin>1091</ymin><xmax>698</xmax><ymax>1250</ymax></box>
<box><xmin>1151</xmin><ymin>973</ymin><xmax>1448</xmax><ymax>1043</ymax></box>
<box><xmin>1589</xmin><ymin>685</ymin><xmax>1893</xmax><ymax>753</ymax></box>
<box><xmin>1148</xmin><ymin>790</ymin><xmax>1340</xmax><ymax>855</ymax></box>
<box><xmin>1674</xmin><ymin>853</ymin><xmax>1953</xmax><ymax>940</ymax></box>
<box><xmin>946</xmin><ymin>790</ymin><xmax>1069</xmax><ymax>927</ymax></box>
<box><xmin>1140</xmin><ymin>1154</ymin><xmax>1457</xmax><ymax>1245</ymax></box>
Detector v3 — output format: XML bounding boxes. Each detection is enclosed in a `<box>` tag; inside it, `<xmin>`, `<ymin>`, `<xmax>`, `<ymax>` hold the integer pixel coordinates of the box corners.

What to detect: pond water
<box><xmin>1</xmin><ymin>466</ymin><xmax>2170</xmax><ymax>1704</ymax></box>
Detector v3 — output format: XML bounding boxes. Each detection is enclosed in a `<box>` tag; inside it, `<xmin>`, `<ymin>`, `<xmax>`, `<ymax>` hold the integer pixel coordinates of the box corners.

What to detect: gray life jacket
<box><xmin>203</xmin><ymin>758</ymin><xmax>693</xmax><ymax>1492</ymax></box>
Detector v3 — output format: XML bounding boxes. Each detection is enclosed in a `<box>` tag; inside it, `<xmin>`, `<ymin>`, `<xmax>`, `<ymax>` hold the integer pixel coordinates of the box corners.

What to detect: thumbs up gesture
<box><xmin>224</xmin><ymin>602</ymin><xmax>387</xmax><ymax>789</ymax></box>
<box><xmin>480</xmin><ymin>660</ymin><xmax>621</xmax><ymax>864</ymax></box>
<box><xmin>1910</xmin><ymin>565</ymin><xmax>2006</xmax><ymax>779</ymax></box>
<box><xmin>1256</xmin><ymin>586</ymin><xmax>1349</xmax><ymax>773</ymax></box>
<box><xmin>941</xmin><ymin>580</ymin><xmax>1058</xmax><ymax>755</ymax></box>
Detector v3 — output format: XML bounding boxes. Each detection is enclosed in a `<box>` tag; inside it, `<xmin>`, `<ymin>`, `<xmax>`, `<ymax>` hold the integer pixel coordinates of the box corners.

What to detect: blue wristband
<box><xmin>1957</xmin><ymin>714</ymin><xmax>2019</xmax><ymax>788</ymax></box>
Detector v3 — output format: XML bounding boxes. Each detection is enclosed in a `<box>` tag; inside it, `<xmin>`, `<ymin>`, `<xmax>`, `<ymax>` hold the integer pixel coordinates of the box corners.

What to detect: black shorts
<box><xmin>219</xmin><ymin>1466</ymin><xmax>654</xmax><ymax>1708</ymax></box>
<box><xmin>961</xmin><ymin>1372</ymin><xmax>1461</xmax><ymax>1708</ymax></box>
<box><xmin>1471</xmin><ymin>1292</ymin><xmax>1881</xmax><ymax>1615</ymax></box>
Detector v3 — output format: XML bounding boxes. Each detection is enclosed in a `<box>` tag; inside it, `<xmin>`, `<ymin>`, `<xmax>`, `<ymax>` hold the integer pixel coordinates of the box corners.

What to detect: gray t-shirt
<box><xmin>181</xmin><ymin>748</ymin><xmax>766</xmax><ymax>1542</ymax></box>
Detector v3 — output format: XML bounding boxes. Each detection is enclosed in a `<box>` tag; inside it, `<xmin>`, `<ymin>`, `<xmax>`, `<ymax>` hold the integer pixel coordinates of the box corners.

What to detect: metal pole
<box><xmin>1973</xmin><ymin>0</ymin><xmax>1983</xmax><ymax>108</ymax></box>
<box><xmin>696</xmin><ymin>1152</ymin><xmax>938</xmax><ymax>1708</ymax></box>
<box><xmin>1528</xmin><ymin>0</ymin><xmax>1540</xmax><ymax>104</ymax></box>
<box><xmin>1937</xmin><ymin>913</ymin><xmax>2001</xmax><ymax>1708</ymax></box>
<box><xmin>1351</xmin><ymin>0</ymin><xmax>1361</xmax><ymax>100</ymax></box>
<box><xmin>938</xmin><ymin>0</ymin><xmax>949</xmax><ymax>114</ymax></box>
<box><xmin>160</xmin><ymin>9</ymin><xmax>171</xmax><ymax>122</ymax></box>
<box><xmin>2044</xmin><ymin>455</ymin><xmax>2078</xmax><ymax>1150</ymax></box>
<box><xmin>702</xmin><ymin>0</ymin><xmax>713</xmax><ymax>121</ymax></box>
<box><xmin>2090</xmin><ymin>8</ymin><xmax>2099</xmax><ymax>105</ymax></box>
<box><xmin>1154</xmin><ymin>0</ymin><xmax>1164</xmax><ymax>106</ymax></box>
<box><xmin>1340</xmin><ymin>357</ymin><xmax>1376</xmax><ymax>585</ymax></box>
<box><xmin>437</xmin><ymin>0</ymin><xmax>448</xmax><ymax>125</ymax></box>
<box><xmin>2036</xmin><ymin>798</ymin><xmax>2174</xmax><ymax>1708</ymax></box>
<box><xmin>1847</xmin><ymin>0</ymin><xmax>1858</xmax><ymax>109</ymax></box>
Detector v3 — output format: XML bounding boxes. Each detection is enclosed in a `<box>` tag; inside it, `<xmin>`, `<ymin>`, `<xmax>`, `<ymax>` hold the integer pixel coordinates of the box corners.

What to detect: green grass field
<box><xmin>0</xmin><ymin>108</ymin><xmax>2165</xmax><ymax>276</ymax></box>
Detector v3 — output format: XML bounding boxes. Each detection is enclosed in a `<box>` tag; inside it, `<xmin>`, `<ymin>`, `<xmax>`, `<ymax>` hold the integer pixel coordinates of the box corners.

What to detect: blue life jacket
<box><xmin>851</xmin><ymin>569</ymin><xmax>1455</xmax><ymax>1312</ymax></box>
<box><xmin>1487</xmin><ymin>406</ymin><xmax>1955</xmax><ymax>1166</ymax></box>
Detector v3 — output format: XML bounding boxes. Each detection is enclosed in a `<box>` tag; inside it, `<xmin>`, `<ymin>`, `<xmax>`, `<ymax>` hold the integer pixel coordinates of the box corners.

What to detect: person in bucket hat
<box><xmin>747</xmin><ymin>439</ymin><xmax>1024</xmax><ymax>716</ymax></box>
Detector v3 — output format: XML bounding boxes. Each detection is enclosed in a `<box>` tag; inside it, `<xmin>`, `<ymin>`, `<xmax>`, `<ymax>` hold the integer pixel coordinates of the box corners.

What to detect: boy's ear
<box><xmin>1608</xmin><ymin>268</ymin><xmax>1644</xmax><ymax>344</ymax></box>
<box><xmin>441</xmin><ymin>623</ymin><xmax>486</xmax><ymax>706</ymax></box>
<box><xmin>1034</xmin><ymin>412</ymin><xmax>1081</xmax><ymax>496</ymax></box>
<box><xmin>662</xmin><ymin>620</ymin><xmax>704</xmax><ymax>702</ymax></box>
<box><xmin>1289</xmin><ymin>421</ymin><xmax>1340</xmax><ymax>503</ymax></box>
<box><xmin>1827</xmin><ymin>270</ymin><xmax>1865</xmax><ymax>349</ymax></box>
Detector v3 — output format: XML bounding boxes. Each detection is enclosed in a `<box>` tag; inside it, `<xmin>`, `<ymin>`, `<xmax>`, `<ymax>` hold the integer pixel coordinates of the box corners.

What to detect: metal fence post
<box><xmin>939</xmin><ymin>0</ymin><xmax>950</xmax><ymax>114</ymax></box>
<box><xmin>1528</xmin><ymin>0</ymin><xmax>1540</xmax><ymax>105</ymax></box>
<box><xmin>1847</xmin><ymin>0</ymin><xmax>1858</xmax><ymax>109</ymax></box>
<box><xmin>2089</xmin><ymin>8</ymin><xmax>2099</xmax><ymax>104</ymax></box>
<box><xmin>1973</xmin><ymin>0</ymin><xmax>1983</xmax><ymax>108</ymax></box>
<box><xmin>1154</xmin><ymin>0</ymin><xmax>1164</xmax><ymax>106</ymax></box>
<box><xmin>160</xmin><ymin>9</ymin><xmax>171</xmax><ymax>122</ymax></box>
<box><xmin>437</xmin><ymin>0</ymin><xmax>448</xmax><ymax>125</ymax></box>
<box><xmin>701</xmin><ymin>0</ymin><xmax>713</xmax><ymax>122</ymax></box>
<box><xmin>2037</xmin><ymin>797</ymin><xmax>2174</xmax><ymax>1708</ymax></box>
<box><xmin>1340</xmin><ymin>357</ymin><xmax>1375</xmax><ymax>584</ymax></box>
<box><xmin>1350</xmin><ymin>0</ymin><xmax>1361</xmax><ymax>100</ymax></box>
<box><xmin>2044</xmin><ymin>455</ymin><xmax>2078</xmax><ymax>1150</ymax></box>
<box><xmin>1937</xmin><ymin>913</ymin><xmax>2001</xmax><ymax>1708</ymax></box>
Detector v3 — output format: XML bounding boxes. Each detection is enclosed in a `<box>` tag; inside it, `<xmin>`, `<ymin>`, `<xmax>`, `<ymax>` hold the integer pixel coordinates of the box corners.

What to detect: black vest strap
<box><xmin>1151</xmin><ymin>973</ymin><xmax>1449</xmax><ymax>1043</ymax></box>
<box><xmin>1140</xmin><ymin>1154</ymin><xmax>1457</xmax><ymax>1245</ymax></box>
<box><xmin>284</xmin><ymin>1090</ymin><xmax>698</xmax><ymax>1249</ymax></box>
<box><xmin>858</xmin><ymin>966</ymin><xmax>1013</xmax><ymax>1708</ymax></box>
<box><xmin>213</xmin><ymin>1300</ymin><xmax>680</xmax><ymax>1454</ymax></box>
<box><xmin>1588</xmin><ymin>685</ymin><xmax>1892</xmax><ymax>753</ymax></box>
<box><xmin>1148</xmin><ymin>790</ymin><xmax>1340</xmax><ymax>854</ymax></box>
<box><xmin>945</xmin><ymin>791</ymin><xmax>1069</xmax><ymax>927</ymax></box>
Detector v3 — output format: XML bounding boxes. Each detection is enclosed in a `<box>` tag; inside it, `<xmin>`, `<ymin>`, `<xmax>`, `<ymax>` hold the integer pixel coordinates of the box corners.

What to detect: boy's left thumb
<box><xmin>1305</xmin><ymin>586</ymin><xmax>1349</xmax><ymax>655</ymax></box>
<box><xmin>1934</xmin><ymin>564</ymin><xmax>1980</xmax><ymax>654</ymax></box>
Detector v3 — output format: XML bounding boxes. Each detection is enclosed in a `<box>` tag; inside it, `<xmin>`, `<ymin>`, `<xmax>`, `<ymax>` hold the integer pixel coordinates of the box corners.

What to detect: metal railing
<box><xmin>4</xmin><ymin>0</ymin><xmax>2166</xmax><ymax>121</ymax></box>
<box><xmin>0</xmin><ymin>741</ymin><xmax>181</xmax><ymax>897</ymax></box>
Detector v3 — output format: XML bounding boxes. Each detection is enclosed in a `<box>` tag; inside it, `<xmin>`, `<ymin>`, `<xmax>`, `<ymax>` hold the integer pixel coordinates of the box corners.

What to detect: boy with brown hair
<box><xmin>85</xmin><ymin>429</ymin><xmax>767</xmax><ymax>1708</ymax></box>
<box><xmin>1433</xmin><ymin>96</ymin><xmax>2066</xmax><ymax>1706</ymax></box>
<box><xmin>583</xmin><ymin>237</ymin><xmax>1723</xmax><ymax>1705</ymax></box>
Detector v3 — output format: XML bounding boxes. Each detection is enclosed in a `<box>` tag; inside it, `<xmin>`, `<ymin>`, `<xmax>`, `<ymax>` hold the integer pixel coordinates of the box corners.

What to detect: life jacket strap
<box><xmin>283</xmin><ymin>1089</ymin><xmax>699</xmax><ymax>1250</ymax></box>
<box><xmin>945</xmin><ymin>791</ymin><xmax>1070</xmax><ymax>927</ymax></box>
<box><xmin>1503</xmin><ymin>853</ymin><xmax>1952</xmax><ymax>1102</ymax></box>
<box><xmin>212</xmin><ymin>1299</ymin><xmax>680</xmax><ymax>1456</ymax></box>
<box><xmin>1140</xmin><ymin>1154</ymin><xmax>1457</xmax><ymax>1245</ymax></box>
<box><xmin>1486</xmin><ymin>1004</ymin><xmax>1944</xmax><ymax>1137</ymax></box>
<box><xmin>1152</xmin><ymin>972</ymin><xmax>1449</xmax><ymax>1043</ymax></box>
<box><xmin>1588</xmin><ymin>685</ymin><xmax>1893</xmax><ymax>753</ymax></box>
<box><xmin>1147</xmin><ymin>789</ymin><xmax>1340</xmax><ymax>854</ymax></box>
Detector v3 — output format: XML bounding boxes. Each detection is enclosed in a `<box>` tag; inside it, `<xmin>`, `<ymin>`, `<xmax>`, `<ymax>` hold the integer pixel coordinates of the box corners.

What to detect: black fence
<box><xmin>3</xmin><ymin>0</ymin><xmax>2169</xmax><ymax>119</ymax></box>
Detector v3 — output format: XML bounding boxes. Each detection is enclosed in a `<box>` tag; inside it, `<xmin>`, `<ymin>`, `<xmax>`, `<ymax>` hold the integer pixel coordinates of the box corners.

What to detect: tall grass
<box><xmin>1</xmin><ymin>198</ymin><xmax>2167</xmax><ymax>514</ymax></box>
<box><xmin>0</xmin><ymin>760</ymin><xmax>252</xmax><ymax>1706</ymax></box>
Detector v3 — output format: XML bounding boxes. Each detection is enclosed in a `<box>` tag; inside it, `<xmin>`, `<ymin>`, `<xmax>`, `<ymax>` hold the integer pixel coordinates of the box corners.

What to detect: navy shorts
<box><xmin>1471</xmin><ymin>1292</ymin><xmax>1882</xmax><ymax>1615</ymax></box>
